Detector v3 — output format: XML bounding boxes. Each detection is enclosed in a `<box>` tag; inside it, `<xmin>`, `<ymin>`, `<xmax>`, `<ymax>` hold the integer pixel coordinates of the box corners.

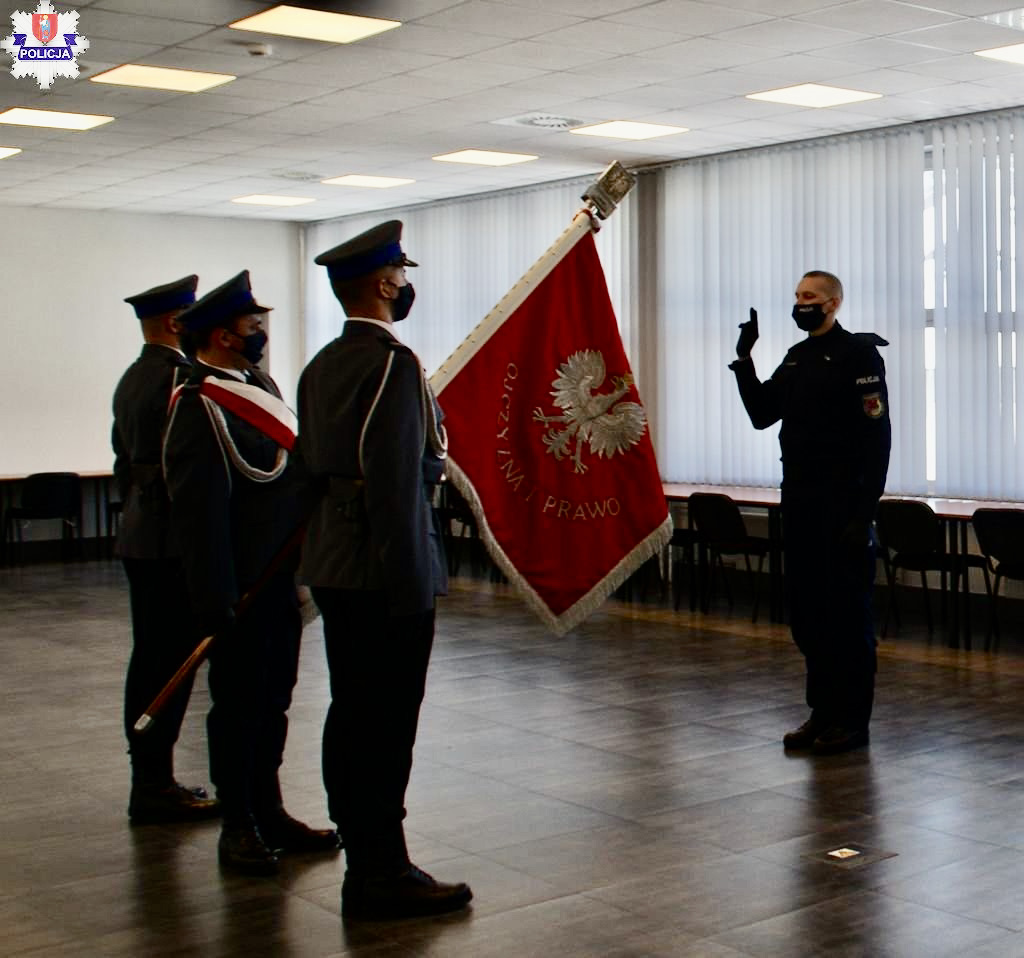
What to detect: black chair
<box><xmin>106</xmin><ymin>498</ymin><xmax>123</xmax><ymax>557</ymax></box>
<box><xmin>2</xmin><ymin>472</ymin><xmax>82</xmax><ymax>563</ymax></box>
<box><xmin>875</xmin><ymin>499</ymin><xmax>990</xmax><ymax>637</ymax></box>
<box><xmin>687</xmin><ymin>492</ymin><xmax>769</xmax><ymax>622</ymax></box>
<box><xmin>668</xmin><ymin>525</ymin><xmax>698</xmax><ymax>611</ymax></box>
<box><xmin>971</xmin><ymin>508</ymin><xmax>1024</xmax><ymax>651</ymax></box>
<box><xmin>436</xmin><ymin>482</ymin><xmax>493</xmax><ymax>579</ymax></box>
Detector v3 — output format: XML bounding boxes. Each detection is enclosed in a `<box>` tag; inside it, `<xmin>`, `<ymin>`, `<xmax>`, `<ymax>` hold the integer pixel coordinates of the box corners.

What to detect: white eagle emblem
<box><xmin>532</xmin><ymin>350</ymin><xmax>647</xmax><ymax>474</ymax></box>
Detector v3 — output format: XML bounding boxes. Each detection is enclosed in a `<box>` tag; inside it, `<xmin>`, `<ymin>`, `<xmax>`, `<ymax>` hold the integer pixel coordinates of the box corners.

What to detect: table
<box><xmin>891</xmin><ymin>495</ymin><xmax>1024</xmax><ymax>649</ymax></box>
<box><xmin>663</xmin><ymin>484</ymin><xmax>784</xmax><ymax>622</ymax></box>
<box><xmin>0</xmin><ymin>471</ymin><xmax>115</xmax><ymax>562</ymax></box>
<box><xmin>663</xmin><ymin>483</ymin><xmax>1024</xmax><ymax>646</ymax></box>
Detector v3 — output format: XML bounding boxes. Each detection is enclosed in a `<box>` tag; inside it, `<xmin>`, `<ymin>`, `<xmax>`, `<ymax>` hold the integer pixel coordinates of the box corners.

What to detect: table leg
<box><xmin>769</xmin><ymin>507</ymin><xmax>784</xmax><ymax>623</ymax></box>
<box><xmin>947</xmin><ymin>518</ymin><xmax>961</xmax><ymax>649</ymax></box>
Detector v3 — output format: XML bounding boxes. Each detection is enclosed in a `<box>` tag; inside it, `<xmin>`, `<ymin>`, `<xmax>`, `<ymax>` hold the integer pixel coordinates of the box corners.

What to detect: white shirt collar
<box><xmin>345</xmin><ymin>317</ymin><xmax>399</xmax><ymax>339</ymax></box>
<box><xmin>153</xmin><ymin>342</ymin><xmax>186</xmax><ymax>359</ymax></box>
<box><xmin>202</xmin><ymin>362</ymin><xmax>247</xmax><ymax>382</ymax></box>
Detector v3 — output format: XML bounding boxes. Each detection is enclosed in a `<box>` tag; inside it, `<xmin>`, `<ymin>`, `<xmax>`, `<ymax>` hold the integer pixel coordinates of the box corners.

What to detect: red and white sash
<box><xmin>170</xmin><ymin>378</ymin><xmax>297</xmax><ymax>451</ymax></box>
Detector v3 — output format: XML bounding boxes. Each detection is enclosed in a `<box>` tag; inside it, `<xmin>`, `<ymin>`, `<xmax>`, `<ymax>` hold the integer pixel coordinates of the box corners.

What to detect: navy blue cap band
<box><xmin>325</xmin><ymin>241</ymin><xmax>404</xmax><ymax>281</ymax></box>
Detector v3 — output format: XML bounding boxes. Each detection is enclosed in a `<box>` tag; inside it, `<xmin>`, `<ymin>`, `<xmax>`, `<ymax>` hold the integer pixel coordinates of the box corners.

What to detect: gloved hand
<box><xmin>736</xmin><ymin>307</ymin><xmax>759</xmax><ymax>358</ymax></box>
<box><xmin>838</xmin><ymin>517</ymin><xmax>872</xmax><ymax>551</ymax></box>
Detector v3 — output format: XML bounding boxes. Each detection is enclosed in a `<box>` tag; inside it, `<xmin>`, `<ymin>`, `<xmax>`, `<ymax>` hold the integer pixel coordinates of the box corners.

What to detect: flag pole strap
<box><xmin>430</xmin><ymin>208</ymin><xmax>595</xmax><ymax>395</ymax></box>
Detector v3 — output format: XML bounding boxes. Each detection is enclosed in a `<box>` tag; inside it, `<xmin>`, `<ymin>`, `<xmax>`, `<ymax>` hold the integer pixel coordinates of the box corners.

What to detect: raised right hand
<box><xmin>736</xmin><ymin>307</ymin><xmax>759</xmax><ymax>358</ymax></box>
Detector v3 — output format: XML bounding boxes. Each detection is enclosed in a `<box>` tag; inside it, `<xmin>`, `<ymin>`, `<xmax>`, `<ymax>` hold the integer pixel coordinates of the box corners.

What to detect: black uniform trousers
<box><xmin>313</xmin><ymin>587</ymin><xmax>434</xmax><ymax>877</ymax></box>
<box><xmin>122</xmin><ymin>557</ymin><xmax>198</xmax><ymax>784</ymax></box>
<box><xmin>782</xmin><ymin>484</ymin><xmax>877</xmax><ymax>728</ymax></box>
<box><xmin>206</xmin><ymin>572</ymin><xmax>301</xmax><ymax>822</ymax></box>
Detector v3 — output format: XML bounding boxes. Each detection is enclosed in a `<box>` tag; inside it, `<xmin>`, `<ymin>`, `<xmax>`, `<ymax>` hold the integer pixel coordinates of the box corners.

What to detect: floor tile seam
<box><xmin>885</xmin><ymin>756</ymin><xmax>1024</xmax><ymax>787</ymax></box>
<box><xmin>701</xmin><ymin>888</ymin><xmax>1011</xmax><ymax>952</ymax></box>
<box><xmin>427</xmin><ymin>680</ymin><xmax>634</xmax><ymax>714</ymax></box>
<box><xmin>411</xmin><ymin>762</ymin><xmax>665</xmax><ymax>832</ymax></box>
<box><xmin>868</xmin><ymin>820</ymin><xmax>1015</xmax><ymax>860</ymax></box>
<box><xmin>451</xmin><ymin>578</ymin><xmax>1024</xmax><ymax>677</ymax></box>
<box><xmin>877</xmin><ymin>885</ymin><xmax>1024</xmax><ymax>933</ymax></box>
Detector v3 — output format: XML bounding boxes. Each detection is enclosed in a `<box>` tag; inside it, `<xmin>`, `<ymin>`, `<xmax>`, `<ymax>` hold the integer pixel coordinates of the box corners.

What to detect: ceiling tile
<box><xmin>899</xmin><ymin>20</ymin><xmax>1024</xmax><ymax>53</ymax></box>
<box><xmin>89</xmin><ymin>0</ymin><xmax>256</xmax><ymax>24</ymax></box>
<box><xmin>714</xmin><ymin>19</ymin><xmax>870</xmax><ymax>52</ymax></box>
<box><xmin>793</xmin><ymin>0</ymin><xmax>963</xmax><ymax>34</ymax></box>
<box><xmin>607</xmin><ymin>0</ymin><xmax>773</xmax><ymax>34</ymax></box>
<box><xmin>537</xmin><ymin>20</ymin><xmax>692</xmax><ymax>55</ymax></box>
<box><xmin>75</xmin><ymin>10</ymin><xmax>214</xmax><ymax>45</ymax></box>
<box><xmin>415</xmin><ymin>1</ymin><xmax>583</xmax><ymax>38</ymax></box>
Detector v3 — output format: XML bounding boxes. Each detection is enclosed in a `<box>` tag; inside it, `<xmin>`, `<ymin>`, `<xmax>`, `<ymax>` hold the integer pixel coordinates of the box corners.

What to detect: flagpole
<box><xmin>430</xmin><ymin>208</ymin><xmax>596</xmax><ymax>395</ymax></box>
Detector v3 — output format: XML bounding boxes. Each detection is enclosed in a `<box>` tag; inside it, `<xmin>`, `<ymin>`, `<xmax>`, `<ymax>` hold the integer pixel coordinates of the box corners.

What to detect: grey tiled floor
<box><xmin>3</xmin><ymin>560</ymin><xmax>1024</xmax><ymax>956</ymax></box>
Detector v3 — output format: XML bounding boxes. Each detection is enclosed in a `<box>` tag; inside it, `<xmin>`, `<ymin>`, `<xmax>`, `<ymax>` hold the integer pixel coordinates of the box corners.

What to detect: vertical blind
<box><xmin>653</xmin><ymin>128</ymin><xmax>926</xmax><ymax>492</ymax></box>
<box><xmin>929</xmin><ymin>114</ymin><xmax>1024</xmax><ymax>498</ymax></box>
<box><xmin>301</xmin><ymin>110</ymin><xmax>1024</xmax><ymax>499</ymax></box>
<box><xmin>303</xmin><ymin>178</ymin><xmax>629</xmax><ymax>378</ymax></box>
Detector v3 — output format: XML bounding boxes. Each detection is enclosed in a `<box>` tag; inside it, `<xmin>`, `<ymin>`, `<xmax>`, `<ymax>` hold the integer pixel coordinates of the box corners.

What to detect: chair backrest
<box><xmin>687</xmin><ymin>493</ymin><xmax>747</xmax><ymax>544</ymax></box>
<box><xmin>19</xmin><ymin>472</ymin><xmax>81</xmax><ymax>520</ymax></box>
<box><xmin>972</xmin><ymin>508</ymin><xmax>1024</xmax><ymax>569</ymax></box>
<box><xmin>875</xmin><ymin>499</ymin><xmax>942</xmax><ymax>555</ymax></box>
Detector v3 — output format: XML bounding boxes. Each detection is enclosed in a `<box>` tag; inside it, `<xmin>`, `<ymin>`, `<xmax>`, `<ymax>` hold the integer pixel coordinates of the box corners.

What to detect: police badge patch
<box><xmin>863</xmin><ymin>392</ymin><xmax>885</xmax><ymax>418</ymax></box>
<box><xmin>1</xmin><ymin>0</ymin><xmax>89</xmax><ymax>90</ymax></box>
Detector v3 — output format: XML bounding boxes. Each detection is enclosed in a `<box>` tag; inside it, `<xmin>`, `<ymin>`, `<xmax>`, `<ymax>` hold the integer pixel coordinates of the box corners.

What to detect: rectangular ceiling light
<box><xmin>232</xmin><ymin>194</ymin><xmax>315</xmax><ymax>206</ymax></box>
<box><xmin>746</xmin><ymin>83</ymin><xmax>881</xmax><ymax>108</ymax></box>
<box><xmin>570</xmin><ymin>120</ymin><xmax>688</xmax><ymax>140</ymax></box>
<box><xmin>0</xmin><ymin>107</ymin><xmax>114</xmax><ymax>131</ymax></box>
<box><xmin>90</xmin><ymin>64</ymin><xmax>236</xmax><ymax>93</ymax></box>
<box><xmin>0</xmin><ymin>147</ymin><xmax>22</xmax><ymax>159</ymax></box>
<box><xmin>229</xmin><ymin>5</ymin><xmax>400</xmax><ymax>43</ymax></box>
<box><xmin>322</xmin><ymin>174</ymin><xmax>415</xmax><ymax>188</ymax></box>
<box><xmin>432</xmin><ymin>149</ymin><xmax>537</xmax><ymax>166</ymax></box>
<box><xmin>975</xmin><ymin>42</ymin><xmax>1024</xmax><ymax>65</ymax></box>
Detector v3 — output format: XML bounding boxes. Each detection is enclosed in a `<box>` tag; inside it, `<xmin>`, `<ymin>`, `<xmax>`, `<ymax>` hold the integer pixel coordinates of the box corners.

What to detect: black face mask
<box><xmin>792</xmin><ymin>301</ymin><xmax>828</xmax><ymax>332</ymax></box>
<box><xmin>235</xmin><ymin>329</ymin><xmax>268</xmax><ymax>364</ymax></box>
<box><xmin>391</xmin><ymin>282</ymin><xmax>415</xmax><ymax>323</ymax></box>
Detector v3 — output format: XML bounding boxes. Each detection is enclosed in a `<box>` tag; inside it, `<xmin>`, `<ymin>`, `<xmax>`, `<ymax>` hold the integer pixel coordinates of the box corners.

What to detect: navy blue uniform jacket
<box><xmin>297</xmin><ymin>320</ymin><xmax>447</xmax><ymax>617</ymax></box>
<box><xmin>111</xmin><ymin>343</ymin><xmax>190</xmax><ymax>559</ymax></box>
<box><xmin>731</xmin><ymin>322</ymin><xmax>891</xmax><ymax>521</ymax></box>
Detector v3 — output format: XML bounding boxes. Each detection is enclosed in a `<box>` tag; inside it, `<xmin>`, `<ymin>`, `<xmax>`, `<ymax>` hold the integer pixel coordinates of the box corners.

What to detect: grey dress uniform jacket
<box><xmin>297</xmin><ymin>320</ymin><xmax>447</xmax><ymax>617</ymax></box>
<box><xmin>111</xmin><ymin>343</ymin><xmax>191</xmax><ymax>559</ymax></box>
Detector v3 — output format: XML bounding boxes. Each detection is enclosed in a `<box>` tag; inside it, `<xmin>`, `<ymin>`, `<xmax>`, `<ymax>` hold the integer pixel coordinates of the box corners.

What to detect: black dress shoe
<box><xmin>128</xmin><ymin>782</ymin><xmax>221</xmax><ymax>825</ymax></box>
<box><xmin>782</xmin><ymin>715</ymin><xmax>826</xmax><ymax>751</ymax></box>
<box><xmin>257</xmin><ymin>811</ymin><xmax>341</xmax><ymax>855</ymax></box>
<box><xmin>342</xmin><ymin>864</ymin><xmax>473</xmax><ymax>920</ymax></box>
<box><xmin>812</xmin><ymin>725</ymin><xmax>869</xmax><ymax>755</ymax></box>
<box><xmin>217</xmin><ymin>821</ymin><xmax>279</xmax><ymax>876</ymax></box>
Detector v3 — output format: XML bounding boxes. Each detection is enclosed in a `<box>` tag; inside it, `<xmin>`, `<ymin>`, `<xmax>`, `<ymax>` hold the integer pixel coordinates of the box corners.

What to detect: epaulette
<box><xmin>854</xmin><ymin>332</ymin><xmax>889</xmax><ymax>348</ymax></box>
<box><xmin>385</xmin><ymin>339</ymin><xmax>414</xmax><ymax>355</ymax></box>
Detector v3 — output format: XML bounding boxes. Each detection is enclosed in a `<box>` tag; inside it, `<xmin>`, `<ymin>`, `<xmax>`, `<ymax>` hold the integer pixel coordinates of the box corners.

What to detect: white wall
<box><xmin>0</xmin><ymin>207</ymin><xmax>301</xmax><ymax>476</ymax></box>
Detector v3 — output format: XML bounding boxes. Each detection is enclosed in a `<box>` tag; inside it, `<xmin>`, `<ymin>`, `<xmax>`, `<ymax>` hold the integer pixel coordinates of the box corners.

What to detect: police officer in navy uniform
<box><xmin>729</xmin><ymin>271</ymin><xmax>891</xmax><ymax>755</ymax></box>
<box><xmin>114</xmin><ymin>275</ymin><xmax>220</xmax><ymax>824</ymax></box>
<box><xmin>163</xmin><ymin>271</ymin><xmax>338</xmax><ymax>874</ymax></box>
<box><xmin>298</xmin><ymin>221</ymin><xmax>472</xmax><ymax>919</ymax></box>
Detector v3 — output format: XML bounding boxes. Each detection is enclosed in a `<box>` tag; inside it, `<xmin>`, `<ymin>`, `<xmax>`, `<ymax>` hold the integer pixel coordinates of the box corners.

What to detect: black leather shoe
<box><xmin>812</xmin><ymin>725</ymin><xmax>869</xmax><ymax>755</ymax></box>
<box><xmin>342</xmin><ymin>864</ymin><xmax>473</xmax><ymax>920</ymax></box>
<box><xmin>782</xmin><ymin>715</ymin><xmax>826</xmax><ymax>751</ymax></box>
<box><xmin>217</xmin><ymin>821</ymin><xmax>279</xmax><ymax>876</ymax></box>
<box><xmin>128</xmin><ymin>782</ymin><xmax>221</xmax><ymax>825</ymax></box>
<box><xmin>258</xmin><ymin>811</ymin><xmax>341</xmax><ymax>856</ymax></box>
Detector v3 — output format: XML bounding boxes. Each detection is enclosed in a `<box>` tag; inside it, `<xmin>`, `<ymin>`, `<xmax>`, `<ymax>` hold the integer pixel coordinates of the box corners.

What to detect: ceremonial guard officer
<box><xmin>163</xmin><ymin>271</ymin><xmax>338</xmax><ymax>874</ymax></box>
<box><xmin>113</xmin><ymin>275</ymin><xmax>220</xmax><ymax>824</ymax></box>
<box><xmin>298</xmin><ymin>221</ymin><xmax>472</xmax><ymax>919</ymax></box>
<box><xmin>730</xmin><ymin>271</ymin><xmax>891</xmax><ymax>754</ymax></box>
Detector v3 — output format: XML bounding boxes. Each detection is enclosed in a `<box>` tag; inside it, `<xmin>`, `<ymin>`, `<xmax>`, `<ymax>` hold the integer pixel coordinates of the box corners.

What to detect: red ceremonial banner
<box><xmin>433</xmin><ymin>212</ymin><xmax>672</xmax><ymax>635</ymax></box>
